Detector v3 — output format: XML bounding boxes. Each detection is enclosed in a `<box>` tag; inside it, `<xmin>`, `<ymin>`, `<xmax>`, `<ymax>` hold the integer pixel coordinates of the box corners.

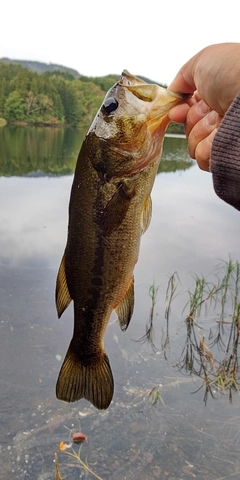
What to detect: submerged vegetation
<box><xmin>141</xmin><ymin>259</ymin><xmax>240</xmax><ymax>405</ymax></box>
<box><xmin>55</xmin><ymin>427</ymin><xmax>103</xmax><ymax>480</ymax></box>
<box><xmin>56</xmin><ymin>441</ymin><xmax>104</xmax><ymax>480</ymax></box>
<box><xmin>138</xmin><ymin>281</ymin><xmax>160</xmax><ymax>351</ymax></box>
<box><xmin>55</xmin><ymin>260</ymin><xmax>240</xmax><ymax>476</ymax></box>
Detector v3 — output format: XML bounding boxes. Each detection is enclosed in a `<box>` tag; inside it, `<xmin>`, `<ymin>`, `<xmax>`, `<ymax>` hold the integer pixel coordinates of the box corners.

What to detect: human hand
<box><xmin>169</xmin><ymin>93</ymin><xmax>222</xmax><ymax>171</ymax></box>
<box><xmin>168</xmin><ymin>43</ymin><xmax>240</xmax><ymax>171</ymax></box>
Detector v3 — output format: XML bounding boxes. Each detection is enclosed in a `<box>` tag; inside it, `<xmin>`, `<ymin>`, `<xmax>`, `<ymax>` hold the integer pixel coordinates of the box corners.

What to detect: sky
<box><xmin>1</xmin><ymin>0</ymin><xmax>240</xmax><ymax>86</ymax></box>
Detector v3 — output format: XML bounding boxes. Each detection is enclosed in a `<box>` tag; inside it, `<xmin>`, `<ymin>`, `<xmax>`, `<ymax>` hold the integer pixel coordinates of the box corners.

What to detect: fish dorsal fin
<box><xmin>115</xmin><ymin>277</ymin><xmax>134</xmax><ymax>331</ymax></box>
<box><xmin>56</xmin><ymin>253</ymin><xmax>72</xmax><ymax>318</ymax></box>
<box><xmin>141</xmin><ymin>196</ymin><xmax>152</xmax><ymax>234</ymax></box>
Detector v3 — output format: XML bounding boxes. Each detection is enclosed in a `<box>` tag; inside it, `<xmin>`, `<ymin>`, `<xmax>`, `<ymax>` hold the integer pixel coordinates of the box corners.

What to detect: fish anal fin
<box><xmin>115</xmin><ymin>276</ymin><xmax>134</xmax><ymax>331</ymax></box>
<box><xmin>56</xmin><ymin>346</ymin><xmax>114</xmax><ymax>410</ymax></box>
<box><xmin>141</xmin><ymin>196</ymin><xmax>152</xmax><ymax>234</ymax></box>
<box><xmin>56</xmin><ymin>253</ymin><xmax>72</xmax><ymax>318</ymax></box>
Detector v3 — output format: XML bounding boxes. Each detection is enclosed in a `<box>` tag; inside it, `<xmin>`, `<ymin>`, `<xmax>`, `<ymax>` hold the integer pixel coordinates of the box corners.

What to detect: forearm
<box><xmin>211</xmin><ymin>93</ymin><xmax>240</xmax><ymax>211</ymax></box>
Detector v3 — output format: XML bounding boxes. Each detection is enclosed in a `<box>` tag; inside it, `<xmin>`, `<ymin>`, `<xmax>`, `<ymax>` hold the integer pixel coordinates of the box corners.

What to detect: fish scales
<box><xmin>55</xmin><ymin>70</ymin><xmax>188</xmax><ymax>409</ymax></box>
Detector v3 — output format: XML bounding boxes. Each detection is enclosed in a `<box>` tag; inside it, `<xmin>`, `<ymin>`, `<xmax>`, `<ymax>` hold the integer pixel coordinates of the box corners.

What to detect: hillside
<box><xmin>0</xmin><ymin>57</ymin><xmax>81</xmax><ymax>78</ymax></box>
<box><xmin>0</xmin><ymin>58</ymin><xmax>165</xmax><ymax>85</ymax></box>
<box><xmin>0</xmin><ymin>59</ymin><xmax>183</xmax><ymax>132</ymax></box>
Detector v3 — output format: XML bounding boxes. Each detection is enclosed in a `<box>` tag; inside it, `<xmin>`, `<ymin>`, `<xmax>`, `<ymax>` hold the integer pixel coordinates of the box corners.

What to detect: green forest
<box><xmin>0</xmin><ymin>61</ymin><xmax>183</xmax><ymax>132</ymax></box>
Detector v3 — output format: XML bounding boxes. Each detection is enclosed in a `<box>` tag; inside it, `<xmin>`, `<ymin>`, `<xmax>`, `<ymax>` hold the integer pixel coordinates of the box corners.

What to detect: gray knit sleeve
<box><xmin>211</xmin><ymin>93</ymin><xmax>240</xmax><ymax>211</ymax></box>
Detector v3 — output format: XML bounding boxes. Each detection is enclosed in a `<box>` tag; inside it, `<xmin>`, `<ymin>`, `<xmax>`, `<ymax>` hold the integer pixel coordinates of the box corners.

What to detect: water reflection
<box><xmin>0</xmin><ymin>125</ymin><xmax>87</xmax><ymax>176</ymax></box>
<box><xmin>0</xmin><ymin>126</ymin><xmax>193</xmax><ymax>176</ymax></box>
<box><xmin>159</xmin><ymin>135</ymin><xmax>193</xmax><ymax>173</ymax></box>
<box><xmin>1</xmin><ymin>128</ymin><xmax>240</xmax><ymax>480</ymax></box>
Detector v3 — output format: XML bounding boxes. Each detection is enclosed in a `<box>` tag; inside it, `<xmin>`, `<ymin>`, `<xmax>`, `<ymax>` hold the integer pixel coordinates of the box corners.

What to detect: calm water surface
<box><xmin>1</xmin><ymin>126</ymin><xmax>240</xmax><ymax>480</ymax></box>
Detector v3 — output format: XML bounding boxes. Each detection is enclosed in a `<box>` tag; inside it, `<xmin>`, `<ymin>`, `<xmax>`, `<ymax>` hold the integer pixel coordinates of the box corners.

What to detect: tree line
<box><xmin>0</xmin><ymin>62</ymin><xmax>120</xmax><ymax>126</ymax></box>
<box><xmin>0</xmin><ymin>62</ymin><xmax>183</xmax><ymax>132</ymax></box>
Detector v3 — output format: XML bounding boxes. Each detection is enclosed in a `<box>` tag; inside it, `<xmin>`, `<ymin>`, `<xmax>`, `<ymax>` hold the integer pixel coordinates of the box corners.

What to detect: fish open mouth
<box><xmin>120</xmin><ymin>70</ymin><xmax>190</xmax><ymax>135</ymax></box>
<box><xmin>116</xmin><ymin>71</ymin><xmax>191</xmax><ymax>175</ymax></box>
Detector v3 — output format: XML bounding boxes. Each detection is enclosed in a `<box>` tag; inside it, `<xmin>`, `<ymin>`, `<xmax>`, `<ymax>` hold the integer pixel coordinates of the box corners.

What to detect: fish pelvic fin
<box><xmin>56</xmin><ymin>253</ymin><xmax>72</xmax><ymax>318</ymax></box>
<box><xmin>56</xmin><ymin>346</ymin><xmax>114</xmax><ymax>410</ymax></box>
<box><xmin>141</xmin><ymin>195</ymin><xmax>152</xmax><ymax>234</ymax></box>
<box><xmin>115</xmin><ymin>276</ymin><xmax>134</xmax><ymax>331</ymax></box>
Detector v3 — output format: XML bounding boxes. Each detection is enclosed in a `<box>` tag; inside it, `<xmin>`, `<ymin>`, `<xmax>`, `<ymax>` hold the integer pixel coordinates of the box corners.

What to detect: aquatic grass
<box><xmin>178</xmin><ymin>260</ymin><xmax>240</xmax><ymax>403</ymax></box>
<box><xmin>56</xmin><ymin>443</ymin><xmax>104</xmax><ymax>480</ymax></box>
<box><xmin>233</xmin><ymin>261</ymin><xmax>240</xmax><ymax>310</ymax></box>
<box><xmin>165</xmin><ymin>271</ymin><xmax>180</xmax><ymax>322</ymax></box>
<box><xmin>184</xmin><ymin>275</ymin><xmax>207</xmax><ymax>320</ymax></box>
<box><xmin>137</xmin><ymin>280</ymin><xmax>160</xmax><ymax>351</ymax></box>
<box><xmin>136</xmin><ymin>259</ymin><xmax>240</xmax><ymax>403</ymax></box>
<box><xmin>198</xmin><ymin>367</ymin><xmax>239</xmax><ymax>404</ymax></box>
<box><xmin>178</xmin><ymin>273</ymin><xmax>219</xmax><ymax>380</ymax></box>
<box><xmin>55</xmin><ymin>453</ymin><xmax>64</xmax><ymax>480</ymax></box>
<box><xmin>217</xmin><ymin>258</ymin><xmax>236</xmax><ymax>321</ymax></box>
<box><xmin>62</xmin><ymin>444</ymin><xmax>104</xmax><ymax>480</ymax></box>
<box><xmin>225</xmin><ymin>261</ymin><xmax>240</xmax><ymax>355</ymax></box>
<box><xmin>207</xmin><ymin>259</ymin><xmax>240</xmax><ymax>350</ymax></box>
<box><xmin>137</xmin><ymin>273</ymin><xmax>180</xmax><ymax>355</ymax></box>
<box><xmin>56</xmin><ymin>426</ymin><xmax>102</xmax><ymax>480</ymax></box>
<box><xmin>192</xmin><ymin>370</ymin><xmax>217</xmax><ymax>405</ymax></box>
<box><xmin>178</xmin><ymin>318</ymin><xmax>215</xmax><ymax>381</ymax></box>
<box><xmin>162</xmin><ymin>272</ymin><xmax>180</xmax><ymax>358</ymax></box>
<box><xmin>183</xmin><ymin>273</ymin><xmax>221</xmax><ymax>322</ymax></box>
<box><xmin>148</xmin><ymin>386</ymin><xmax>165</xmax><ymax>406</ymax></box>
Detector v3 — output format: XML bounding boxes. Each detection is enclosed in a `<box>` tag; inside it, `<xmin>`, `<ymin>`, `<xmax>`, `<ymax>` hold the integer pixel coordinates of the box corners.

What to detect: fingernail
<box><xmin>198</xmin><ymin>101</ymin><xmax>210</xmax><ymax>114</ymax></box>
<box><xmin>206</xmin><ymin>110</ymin><xmax>219</xmax><ymax>126</ymax></box>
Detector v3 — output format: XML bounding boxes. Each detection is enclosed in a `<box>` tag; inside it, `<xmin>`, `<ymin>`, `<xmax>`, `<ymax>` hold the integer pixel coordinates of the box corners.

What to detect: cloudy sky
<box><xmin>1</xmin><ymin>0</ymin><xmax>239</xmax><ymax>85</ymax></box>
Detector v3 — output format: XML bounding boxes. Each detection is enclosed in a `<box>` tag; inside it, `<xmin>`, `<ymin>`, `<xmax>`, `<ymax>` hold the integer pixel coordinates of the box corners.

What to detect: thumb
<box><xmin>168</xmin><ymin>69</ymin><xmax>196</xmax><ymax>94</ymax></box>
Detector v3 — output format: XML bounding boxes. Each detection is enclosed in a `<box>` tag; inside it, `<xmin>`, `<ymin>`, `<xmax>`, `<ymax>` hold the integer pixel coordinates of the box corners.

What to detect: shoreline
<box><xmin>1</xmin><ymin>121</ymin><xmax>184</xmax><ymax>135</ymax></box>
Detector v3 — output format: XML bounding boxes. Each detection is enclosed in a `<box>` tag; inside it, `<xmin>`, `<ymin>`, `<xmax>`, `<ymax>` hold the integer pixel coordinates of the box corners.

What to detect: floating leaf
<box><xmin>72</xmin><ymin>432</ymin><xmax>87</xmax><ymax>444</ymax></box>
<box><xmin>59</xmin><ymin>441</ymin><xmax>67</xmax><ymax>451</ymax></box>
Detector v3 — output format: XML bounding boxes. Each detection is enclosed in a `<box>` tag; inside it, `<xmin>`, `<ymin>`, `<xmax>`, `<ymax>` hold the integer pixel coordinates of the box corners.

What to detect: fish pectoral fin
<box><xmin>115</xmin><ymin>276</ymin><xmax>134</xmax><ymax>331</ymax></box>
<box><xmin>55</xmin><ymin>253</ymin><xmax>72</xmax><ymax>318</ymax></box>
<box><xmin>56</xmin><ymin>345</ymin><xmax>114</xmax><ymax>410</ymax></box>
<box><xmin>101</xmin><ymin>181</ymin><xmax>135</xmax><ymax>236</ymax></box>
<box><xmin>141</xmin><ymin>196</ymin><xmax>152</xmax><ymax>234</ymax></box>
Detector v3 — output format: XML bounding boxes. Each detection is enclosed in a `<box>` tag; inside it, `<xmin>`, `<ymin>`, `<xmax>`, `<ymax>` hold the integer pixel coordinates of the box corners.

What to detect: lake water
<box><xmin>1</xmin><ymin>126</ymin><xmax>240</xmax><ymax>480</ymax></box>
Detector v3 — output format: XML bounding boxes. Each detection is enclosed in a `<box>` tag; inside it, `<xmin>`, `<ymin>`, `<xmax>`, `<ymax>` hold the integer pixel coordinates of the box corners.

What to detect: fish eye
<box><xmin>102</xmin><ymin>97</ymin><xmax>119</xmax><ymax>115</ymax></box>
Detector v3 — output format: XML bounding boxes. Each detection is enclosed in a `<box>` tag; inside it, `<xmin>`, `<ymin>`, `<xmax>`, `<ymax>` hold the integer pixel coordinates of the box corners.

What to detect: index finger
<box><xmin>168</xmin><ymin>95</ymin><xmax>197</xmax><ymax>123</ymax></box>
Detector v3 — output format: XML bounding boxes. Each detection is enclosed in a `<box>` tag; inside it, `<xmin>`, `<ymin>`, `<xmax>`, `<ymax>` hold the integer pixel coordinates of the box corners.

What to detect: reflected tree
<box><xmin>0</xmin><ymin>127</ymin><xmax>193</xmax><ymax>177</ymax></box>
<box><xmin>158</xmin><ymin>136</ymin><xmax>193</xmax><ymax>174</ymax></box>
<box><xmin>0</xmin><ymin>126</ymin><xmax>87</xmax><ymax>176</ymax></box>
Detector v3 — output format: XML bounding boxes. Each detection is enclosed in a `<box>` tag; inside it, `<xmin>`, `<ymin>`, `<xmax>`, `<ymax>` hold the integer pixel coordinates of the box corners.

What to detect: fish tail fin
<box><xmin>56</xmin><ymin>345</ymin><xmax>114</xmax><ymax>410</ymax></box>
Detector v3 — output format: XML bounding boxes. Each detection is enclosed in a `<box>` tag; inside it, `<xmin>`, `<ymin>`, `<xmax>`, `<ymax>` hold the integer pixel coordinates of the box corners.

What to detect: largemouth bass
<box><xmin>56</xmin><ymin>70</ymin><xmax>187</xmax><ymax>410</ymax></box>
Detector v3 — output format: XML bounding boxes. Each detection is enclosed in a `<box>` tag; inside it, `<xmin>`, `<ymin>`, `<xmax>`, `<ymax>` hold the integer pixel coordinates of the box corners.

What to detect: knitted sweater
<box><xmin>211</xmin><ymin>93</ymin><xmax>240</xmax><ymax>211</ymax></box>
